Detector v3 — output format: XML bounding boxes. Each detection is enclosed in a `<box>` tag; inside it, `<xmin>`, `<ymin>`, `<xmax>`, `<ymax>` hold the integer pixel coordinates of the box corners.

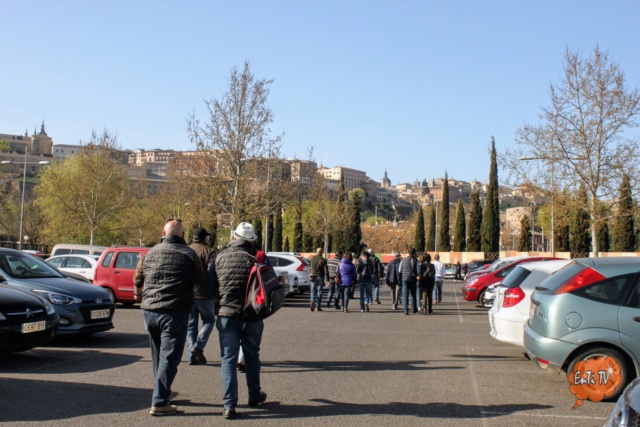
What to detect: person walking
<box><xmin>369</xmin><ymin>249</ymin><xmax>383</xmax><ymax>304</ymax></box>
<box><xmin>418</xmin><ymin>253</ymin><xmax>436</xmax><ymax>314</ymax></box>
<box><xmin>309</xmin><ymin>248</ymin><xmax>330</xmax><ymax>312</ymax></box>
<box><xmin>357</xmin><ymin>251</ymin><xmax>374</xmax><ymax>312</ymax></box>
<box><xmin>326</xmin><ymin>251</ymin><xmax>343</xmax><ymax>309</ymax></box>
<box><xmin>133</xmin><ymin>219</ymin><xmax>205</xmax><ymax>416</ymax></box>
<box><xmin>455</xmin><ymin>261</ymin><xmax>462</xmax><ymax>281</ymax></box>
<box><xmin>187</xmin><ymin>227</ymin><xmax>216</xmax><ymax>365</ymax></box>
<box><xmin>400</xmin><ymin>248</ymin><xmax>418</xmax><ymax>315</ymax></box>
<box><xmin>337</xmin><ymin>252</ymin><xmax>357</xmax><ymax>312</ymax></box>
<box><xmin>210</xmin><ymin>222</ymin><xmax>267</xmax><ymax>419</ymax></box>
<box><xmin>433</xmin><ymin>253</ymin><xmax>446</xmax><ymax>304</ymax></box>
<box><xmin>385</xmin><ymin>252</ymin><xmax>402</xmax><ymax>309</ymax></box>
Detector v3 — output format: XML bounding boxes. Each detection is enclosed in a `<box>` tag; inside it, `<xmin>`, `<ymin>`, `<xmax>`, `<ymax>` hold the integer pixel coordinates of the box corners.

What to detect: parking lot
<box><xmin>0</xmin><ymin>280</ymin><xmax>616</xmax><ymax>426</ymax></box>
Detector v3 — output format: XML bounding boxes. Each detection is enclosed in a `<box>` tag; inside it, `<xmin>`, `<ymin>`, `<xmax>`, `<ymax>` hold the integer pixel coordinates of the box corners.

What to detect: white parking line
<box><xmin>452</xmin><ymin>283</ymin><xmax>464</xmax><ymax>323</ymax></box>
<box><xmin>480</xmin><ymin>410</ymin><xmax>607</xmax><ymax>420</ymax></box>
<box><xmin>466</xmin><ymin>346</ymin><xmax>489</xmax><ymax>427</ymax></box>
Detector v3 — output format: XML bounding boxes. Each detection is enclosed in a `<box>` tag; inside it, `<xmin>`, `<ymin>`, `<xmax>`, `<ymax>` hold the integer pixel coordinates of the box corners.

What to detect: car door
<box><xmin>109</xmin><ymin>251</ymin><xmax>141</xmax><ymax>302</ymax></box>
<box><xmin>61</xmin><ymin>256</ymin><xmax>92</xmax><ymax>281</ymax></box>
<box><xmin>618</xmin><ymin>275</ymin><xmax>640</xmax><ymax>362</ymax></box>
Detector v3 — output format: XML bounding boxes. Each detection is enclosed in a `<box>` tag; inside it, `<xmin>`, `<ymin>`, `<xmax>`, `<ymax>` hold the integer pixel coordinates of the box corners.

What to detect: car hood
<box><xmin>0</xmin><ymin>284</ymin><xmax>46</xmax><ymax>306</ymax></box>
<box><xmin>5</xmin><ymin>276</ymin><xmax>110</xmax><ymax>299</ymax></box>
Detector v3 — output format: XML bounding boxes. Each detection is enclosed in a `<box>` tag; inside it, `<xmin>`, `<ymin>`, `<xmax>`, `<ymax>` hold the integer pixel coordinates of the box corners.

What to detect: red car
<box><xmin>93</xmin><ymin>246</ymin><xmax>149</xmax><ymax>306</ymax></box>
<box><xmin>462</xmin><ymin>256</ymin><xmax>563</xmax><ymax>305</ymax></box>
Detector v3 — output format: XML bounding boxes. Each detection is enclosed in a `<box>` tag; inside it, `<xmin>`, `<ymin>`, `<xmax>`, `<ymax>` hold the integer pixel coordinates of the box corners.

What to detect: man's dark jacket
<box><xmin>210</xmin><ymin>239</ymin><xmax>256</xmax><ymax>319</ymax></box>
<box><xmin>400</xmin><ymin>255</ymin><xmax>417</xmax><ymax>282</ymax></box>
<box><xmin>386</xmin><ymin>257</ymin><xmax>401</xmax><ymax>285</ymax></box>
<box><xmin>189</xmin><ymin>241</ymin><xmax>215</xmax><ymax>300</ymax></box>
<box><xmin>133</xmin><ymin>234</ymin><xmax>205</xmax><ymax>312</ymax></box>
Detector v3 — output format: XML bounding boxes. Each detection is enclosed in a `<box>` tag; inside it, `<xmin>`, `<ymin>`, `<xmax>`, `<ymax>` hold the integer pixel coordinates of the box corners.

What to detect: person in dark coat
<box><xmin>336</xmin><ymin>252</ymin><xmax>357</xmax><ymax>312</ymax></box>
<box><xmin>385</xmin><ymin>252</ymin><xmax>402</xmax><ymax>309</ymax></box>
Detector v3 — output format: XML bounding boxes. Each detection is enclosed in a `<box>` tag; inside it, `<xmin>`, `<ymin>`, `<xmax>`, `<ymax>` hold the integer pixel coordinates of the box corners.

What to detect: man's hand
<box><xmin>134</xmin><ymin>288</ymin><xmax>143</xmax><ymax>302</ymax></box>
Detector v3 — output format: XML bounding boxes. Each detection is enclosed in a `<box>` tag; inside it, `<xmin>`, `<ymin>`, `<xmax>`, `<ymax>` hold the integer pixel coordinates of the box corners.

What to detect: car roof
<box><xmin>516</xmin><ymin>259</ymin><xmax>572</xmax><ymax>273</ymax></box>
<box><xmin>574</xmin><ymin>256</ymin><xmax>640</xmax><ymax>267</ymax></box>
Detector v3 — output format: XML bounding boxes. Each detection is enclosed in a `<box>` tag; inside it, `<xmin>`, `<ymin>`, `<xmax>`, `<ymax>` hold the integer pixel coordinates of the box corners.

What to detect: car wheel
<box><xmin>121</xmin><ymin>301</ymin><xmax>135</xmax><ymax>308</ymax></box>
<box><xmin>105</xmin><ymin>288</ymin><xmax>116</xmax><ymax>303</ymax></box>
<box><xmin>567</xmin><ymin>347</ymin><xmax>630</xmax><ymax>402</ymax></box>
<box><xmin>479</xmin><ymin>290</ymin><xmax>493</xmax><ymax>308</ymax></box>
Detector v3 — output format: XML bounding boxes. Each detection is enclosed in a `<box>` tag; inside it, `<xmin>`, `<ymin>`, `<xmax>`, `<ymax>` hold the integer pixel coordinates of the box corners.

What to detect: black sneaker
<box><xmin>223</xmin><ymin>409</ymin><xmax>237</xmax><ymax>419</ymax></box>
<box><xmin>190</xmin><ymin>348</ymin><xmax>207</xmax><ymax>365</ymax></box>
<box><xmin>248</xmin><ymin>390</ymin><xmax>267</xmax><ymax>407</ymax></box>
<box><xmin>237</xmin><ymin>362</ymin><xmax>245</xmax><ymax>373</ymax></box>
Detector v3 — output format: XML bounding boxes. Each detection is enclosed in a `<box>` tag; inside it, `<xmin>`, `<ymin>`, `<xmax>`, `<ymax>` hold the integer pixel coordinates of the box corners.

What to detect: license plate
<box><xmin>22</xmin><ymin>321</ymin><xmax>46</xmax><ymax>334</ymax></box>
<box><xmin>90</xmin><ymin>309</ymin><xmax>110</xmax><ymax>320</ymax></box>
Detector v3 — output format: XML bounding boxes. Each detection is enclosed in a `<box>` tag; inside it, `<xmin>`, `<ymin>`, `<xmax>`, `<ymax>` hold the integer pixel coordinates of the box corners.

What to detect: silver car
<box><xmin>605</xmin><ymin>376</ymin><xmax>640</xmax><ymax>426</ymax></box>
<box><xmin>266</xmin><ymin>253</ymin><xmax>312</xmax><ymax>295</ymax></box>
<box><xmin>524</xmin><ymin>256</ymin><xmax>640</xmax><ymax>401</ymax></box>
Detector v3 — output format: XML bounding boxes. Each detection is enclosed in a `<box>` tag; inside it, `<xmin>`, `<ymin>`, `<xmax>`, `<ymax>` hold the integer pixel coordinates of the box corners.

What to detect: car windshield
<box><xmin>0</xmin><ymin>252</ymin><xmax>65</xmax><ymax>279</ymax></box>
<box><xmin>501</xmin><ymin>266</ymin><xmax>532</xmax><ymax>289</ymax></box>
<box><xmin>487</xmin><ymin>259</ymin><xmax>508</xmax><ymax>272</ymax></box>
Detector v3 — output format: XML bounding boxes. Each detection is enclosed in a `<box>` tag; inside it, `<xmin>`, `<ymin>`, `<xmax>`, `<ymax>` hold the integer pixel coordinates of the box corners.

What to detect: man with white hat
<box><xmin>210</xmin><ymin>222</ymin><xmax>267</xmax><ymax>419</ymax></box>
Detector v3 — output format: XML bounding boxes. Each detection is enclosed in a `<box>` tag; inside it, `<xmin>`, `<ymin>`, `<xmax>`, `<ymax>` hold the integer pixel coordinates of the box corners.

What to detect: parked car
<box><xmin>266</xmin><ymin>252</ymin><xmax>312</xmax><ymax>294</ymax></box>
<box><xmin>46</xmin><ymin>254</ymin><xmax>99</xmax><ymax>282</ymax></box>
<box><xmin>0</xmin><ymin>248</ymin><xmax>114</xmax><ymax>336</ymax></box>
<box><xmin>50</xmin><ymin>244</ymin><xmax>107</xmax><ymax>257</ymax></box>
<box><xmin>462</xmin><ymin>256</ymin><xmax>563</xmax><ymax>305</ymax></box>
<box><xmin>524</xmin><ymin>256</ymin><xmax>640</xmax><ymax>401</ymax></box>
<box><xmin>466</xmin><ymin>259</ymin><xmax>493</xmax><ymax>273</ymax></box>
<box><xmin>0</xmin><ymin>284</ymin><xmax>60</xmax><ymax>352</ymax></box>
<box><xmin>93</xmin><ymin>246</ymin><xmax>149</xmax><ymax>305</ymax></box>
<box><xmin>445</xmin><ymin>264</ymin><xmax>457</xmax><ymax>279</ymax></box>
<box><xmin>488</xmin><ymin>259</ymin><xmax>571</xmax><ymax>346</ymax></box>
<box><xmin>604</xmin><ymin>376</ymin><xmax>640</xmax><ymax>426</ymax></box>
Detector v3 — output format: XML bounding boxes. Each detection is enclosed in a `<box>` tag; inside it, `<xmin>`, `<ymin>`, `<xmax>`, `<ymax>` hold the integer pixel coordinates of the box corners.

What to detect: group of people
<box><xmin>308</xmin><ymin>248</ymin><xmax>447</xmax><ymax>316</ymax></box>
<box><xmin>133</xmin><ymin>220</ymin><xmax>266</xmax><ymax>419</ymax></box>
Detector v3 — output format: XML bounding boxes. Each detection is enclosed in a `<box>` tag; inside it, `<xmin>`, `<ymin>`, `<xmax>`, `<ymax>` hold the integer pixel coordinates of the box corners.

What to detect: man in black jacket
<box><xmin>385</xmin><ymin>252</ymin><xmax>402</xmax><ymax>309</ymax></box>
<box><xmin>133</xmin><ymin>219</ymin><xmax>205</xmax><ymax>416</ymax></box>
<box><xmin>400</xmin><ymin>248</ymin><xmax>418</xmax><ymax>315</ymax></box>
<box><xmin>210</xmin><ymin>222</ymin><xmax>267</xmax><ymax>419</ymax></box>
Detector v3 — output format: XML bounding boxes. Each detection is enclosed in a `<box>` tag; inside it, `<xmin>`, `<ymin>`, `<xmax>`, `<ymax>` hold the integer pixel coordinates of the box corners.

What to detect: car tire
<box><xmin>479</xmin><ymin>290</ymin><xmax>493</xmax><ymax>308</ymax></box>
<box><xmin>567</xmin><ymin>347</ymin><xmax>630</xmax><ymax>402</ymax></box>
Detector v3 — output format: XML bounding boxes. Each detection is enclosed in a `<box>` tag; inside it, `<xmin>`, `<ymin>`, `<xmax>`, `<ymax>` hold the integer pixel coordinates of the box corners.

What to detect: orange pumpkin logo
<box><xmin>568</xmin><ymin>355</ymin><xmax>622</xmax><ymax>409</ymax></box>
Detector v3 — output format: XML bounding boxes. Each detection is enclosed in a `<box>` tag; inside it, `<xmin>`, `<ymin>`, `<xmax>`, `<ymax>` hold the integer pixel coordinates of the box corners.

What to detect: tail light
<box><xmin>553</xmin><ymin>267</ymin><xmax>605</xmax><ymax>295</ymax></box>
<box><xmin>295</xmin><ymin>256</ymin><xmax>307</xmax><ymax>272</ymax></box>
<box><xmin>502</xmin><ymin>287</ymin><xmax>525</xmax><ymax>308</ymax></box>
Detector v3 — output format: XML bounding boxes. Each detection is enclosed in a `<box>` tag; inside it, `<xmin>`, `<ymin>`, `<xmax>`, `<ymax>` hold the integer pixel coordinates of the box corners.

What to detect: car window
<box><xmin>278</xmin><ymin>258</ymin><xmax>293</xmax><ymax>267</ymax></box>
<box><xmin>0</xmin><ymin>252</ymin><xmax>64</xmax><ymax>279</ymax></box>
<box><xmin>81</xmin><ymin>259</ymin><xmax>92</xmax><ymax>268</ymax></box>
<box><xmin>115</xmin><ymin>252</ymin><xmax>140</xmax><ymax>269</ymax></box>
<box><xmin>573</xmin><ymin>275</ymin><xmax>633</xmax><ymax>305</ymax></box>
<box><xmin>55</xmin><ymin>249</ymin><xmax>71</xmax><ymax>255</ymax></box>
<box><xmin>47</xmin><ymin>257</ymin><xmax>65</xmax><ymax>268</ymax></box>
<box><xmin>71</xmin><ymin>249</ymin><xmax>90</xmax><ymax>255</ymax></box>
<box><xmin>101</xmin><ymin>252</ymin><xmax>114</xmax><ymax>267</ymax></box>
<box><xmin>537</xmin><ymin>262</ymin><xmax>585</xmax><ymax>293</ymax></box>
<box><xmin>267</xmin><ymin>256</ymin><xmax>278</xmax><ymax>267</ymax></box>
<box><xmin>623</xmin><ymin>276</ymin><xmax>640</xmax><ymax>308</ymax></box>
<box><xmin>496</xmin><ymin>264</ymin><xmax>518</xmax><ymax>278</ymax></box>
<box><xmin>66</xmin><ymin>257</ymin><xmax>85</xmax><ymax>268</ymax></box>
<box><xmin>502</xmin><ymin>266</ymin><xmax>532</xmax><ymax>288</ymax></box>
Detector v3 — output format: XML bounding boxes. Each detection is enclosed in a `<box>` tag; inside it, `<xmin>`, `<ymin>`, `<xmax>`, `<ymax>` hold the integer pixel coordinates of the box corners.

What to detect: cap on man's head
<box><xmin>393</xmin><ymin>252</ymin><xmax>401</xmax><ymax>257</ymax></box>
<box><xmin>232</xmin><ymin>222</ymin><xmax>257</xmax><ymax>241</ymax></box>
<box><xmin>192</xmin><ymin>227</ymin><xmax>208</xmax><ymax>242</ymax></box>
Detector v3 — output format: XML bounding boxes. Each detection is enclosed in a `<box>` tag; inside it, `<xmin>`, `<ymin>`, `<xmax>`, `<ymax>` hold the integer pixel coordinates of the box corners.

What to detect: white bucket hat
<box><xmin>232</xmin><ymin>222</ymin><xmax>257</xmax><ymax>241</ymax></box>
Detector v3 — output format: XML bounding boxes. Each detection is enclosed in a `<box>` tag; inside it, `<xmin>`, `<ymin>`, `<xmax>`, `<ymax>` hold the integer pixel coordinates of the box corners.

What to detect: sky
<box><xmin>2</xmin><ymin>1</ymin><xmax>640</xmax><ymax>186</ymax></box>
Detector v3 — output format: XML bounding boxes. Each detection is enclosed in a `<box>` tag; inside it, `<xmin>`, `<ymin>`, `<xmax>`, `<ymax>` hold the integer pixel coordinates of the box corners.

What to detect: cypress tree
<box><xmin>293</xmin><ymin>221</ymin><xmax>303</xmax><ymax>252</ymax></box>
<box><xmin>272</xmin><ymin>202</ymin><xmax>283</xmax><ymax>251</ymax></box>
<box><xmin>518</xmin><ymin>215</ymin><xmax>531</xmax><ymax>252</ymax></box>
<box><xmin>414</xmin><ymin>207</ymin><xmax>426</xmax><ymax>252</ymax></box>
<box><xmin>283</xmin><ymin>235</ymin><xmax>290</xmax><ymax>252</ymax></box>
<box><xmin>555</xmin><ymin>224</ymin><xmax>571</xmax><ymax>252</ymax></box>
<box><xmin>252</xmin><ymin>218</ymin><xmax>263</xmax><ymax>250</ymax></box>
<box><xmin>467</xmin><ymin>191</ymin><xmax>482</xmax><ymax>251</ymax></box>
<box><xmin>481</xmin><ymin>137</ymin><xmax>500</xmax><ymax>253</ymax></box>
<box><xmin>571</xmin><ymin>186</ymin><xmax>591</xmax><ymax>255</ymax></box>
<box><xmin>426</xmin><ymin>207</ymin><xmax>436</xmax><ymax>252</ymax></box>
<box><xmin>438</xmin><ymin>172</ymin><xmax>451</xmax><ymax>251</ymax></box>
<box><xmin>597</xmin><ymin>220</ymin><xmax>610</xmax><ymax>253</ymax></box>
<box><xmin>613</xmin><ymin>173</ymin><xmax>635</xmax><ymax>251</ymax></box>
<box><xmin>266</xmin><ymin>214</ymin><xmax>274</xmax><ymax>252</ymax></box>
<box><xmin>453</xmin><ymin>199</ymin><xmax>466</xmax><ymax>251</ymax></box>
<box><xmin>343</xmin><ymin>193</ymin><xmax>363</xmax><ymax>254</ymax></box>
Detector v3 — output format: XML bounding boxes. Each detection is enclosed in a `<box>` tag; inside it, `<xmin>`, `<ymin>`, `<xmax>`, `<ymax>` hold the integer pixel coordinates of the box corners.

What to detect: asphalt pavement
<box><xmin>0</xmin><ymin>280</ymin><xmax>616</xmax><ymax>426</ymax></box>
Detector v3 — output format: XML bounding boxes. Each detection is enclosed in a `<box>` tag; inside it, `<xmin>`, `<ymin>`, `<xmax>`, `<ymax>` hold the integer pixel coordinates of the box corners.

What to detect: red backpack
<box><xmin>243</xmin><ymin>250</ymin><xmax>286</xmax><ymax>320</ymax></box>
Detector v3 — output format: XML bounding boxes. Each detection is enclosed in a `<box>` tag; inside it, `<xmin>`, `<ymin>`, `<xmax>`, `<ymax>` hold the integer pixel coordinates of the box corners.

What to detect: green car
<box><xmin>524</xmin><ymin>256</ymin><xmax>640</xmax><ymax>401</ymax></box>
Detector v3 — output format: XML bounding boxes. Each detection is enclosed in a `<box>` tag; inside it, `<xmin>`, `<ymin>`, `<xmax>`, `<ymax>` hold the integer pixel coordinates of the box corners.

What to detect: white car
<box><xmin>266</xmin><ymin>252</ymin><xmax>312</xmax><ymax>296</ymax></box>
<box><xmin>46</xmin><ymin>254</ymin><xmax>99</xmax><ymax>282</ymax></box>
<box><xmin>488</xmin><ymin>259</ymin><xmax>571</xmax><ymax>347</ymax></box>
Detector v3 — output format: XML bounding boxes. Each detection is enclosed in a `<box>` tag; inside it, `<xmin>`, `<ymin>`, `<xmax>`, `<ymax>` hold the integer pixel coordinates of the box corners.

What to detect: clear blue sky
<box><xmin>2</xmin><ymin>1</ymin><xmax>639</xmax><ymax>185</ymax></box>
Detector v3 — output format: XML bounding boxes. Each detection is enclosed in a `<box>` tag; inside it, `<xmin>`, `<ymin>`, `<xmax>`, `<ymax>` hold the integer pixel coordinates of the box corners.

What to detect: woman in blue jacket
<box><xmin>337</xmin><ymin>252</ymin><xmax>357</xmax><ymax>312</ymax></box>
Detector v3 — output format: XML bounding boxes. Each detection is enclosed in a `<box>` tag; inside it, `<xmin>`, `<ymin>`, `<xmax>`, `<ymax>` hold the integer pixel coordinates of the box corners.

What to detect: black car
<box><xmin>0</xmin><ymin>248</ymin><xmax>114</xmax><ymax>336</ymax></box>
<box><xmin>0</xmin><ymin>284</ymin><xmax>60</xmax><ymax>352</ymax></box>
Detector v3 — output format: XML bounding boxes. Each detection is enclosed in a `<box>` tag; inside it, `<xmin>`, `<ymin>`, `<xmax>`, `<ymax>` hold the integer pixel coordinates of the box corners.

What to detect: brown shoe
<box><xmin>150</xmin><ymin>405</ymin><xmax>178</xmax><ymax>416</ymax></box>
<box><xmin>310</xmin><ymin>301</ymin><xmax>315</xmax><ymax>312</ymax></box>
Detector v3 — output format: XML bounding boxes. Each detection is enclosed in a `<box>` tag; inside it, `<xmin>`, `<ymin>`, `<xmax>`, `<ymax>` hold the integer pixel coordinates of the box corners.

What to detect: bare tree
<box><xmin>187</xmin><ymin>61</ymin><xmax>284</xmax><ymax>233</ymax></box>
<box><xmin>501</xmin><ymin>46</ymin><xmax>640</xmax><ymax>255</ymax></box>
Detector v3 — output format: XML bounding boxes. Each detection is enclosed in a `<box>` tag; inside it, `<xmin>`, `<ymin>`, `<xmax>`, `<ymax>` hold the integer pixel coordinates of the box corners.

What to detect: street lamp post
<box><xmin>1</xmin><ymin>147</ymin><xmax>51</xmax><ymax>251</ymax></box>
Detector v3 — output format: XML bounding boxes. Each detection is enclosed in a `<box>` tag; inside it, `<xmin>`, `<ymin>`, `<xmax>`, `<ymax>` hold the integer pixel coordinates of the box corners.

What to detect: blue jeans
<box><xmin>327</xmin><ymin>281</ymin><xmax>339</xmax><ymax>307</ymax></box>
<box><xmin>359</xmin><ymin>281</ymin><xmax>372</xmax><ymax>310</ymax></box>
<box><xmin>186</xmin><ymin>298</ymin><xmax>216</xmax><ymax>361</ymax></box>
<box><xmin>310</xmin><ymin>275</ymin><xmax>325</xmax><ymax>307</ymax></box>
<box><xmin>433</xmin><ymin>280</ymin><xmax>444</xmax><ymax>302</ymax></box>
<box><xmin>341</xmin><ymin>286</ymin><xmax>351</xmax><ymax>309</ymax></box>
<box><xmin>372</xmin><ymin>274</ymin><xmax>380</xmax><ymax>300</ymax></box>
<box><xmin>402</xmin><ymin>280</ymin><xmax>418</xmax><ymax>313</ymax></box>
<box><xmin>143</xmin><ymin>310</ymin><xmax>189</xmax><ymax>407</ymax></box>
<box><xmin>216</xmin><ymin>316</ymin><xmax>264</xmax><ymax>411</ymax></box>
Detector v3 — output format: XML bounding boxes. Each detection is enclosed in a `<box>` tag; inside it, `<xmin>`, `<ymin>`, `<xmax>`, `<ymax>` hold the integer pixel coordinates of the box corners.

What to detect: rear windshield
<box><xmin>501</xmin><ymin>266</ymin><xmax>532</xmax><ymax>289</ymax></box>
<box><xmin>536</xmin><ymin>261</ymin><xmax>585</xmax><ymax>293</ymax></box>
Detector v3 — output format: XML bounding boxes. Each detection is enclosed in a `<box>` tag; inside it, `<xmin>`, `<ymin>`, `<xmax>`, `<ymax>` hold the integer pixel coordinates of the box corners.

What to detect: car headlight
<box><xmin>33</xmin><ymin>290</ymin><xmax>82</xmax><ymax>305</ymax></box>
<box><xmin>0</xmin><ymin>311</ymin><xmax>6</xmax><ymax>321</ymax></box>
<box><xmin>43</xmin><ymin>299</ymin><xmax>56</xmax><ymax>314</ymax></box>
<box><xmin>467</xmin><ymin>278</ymin><xmax>479</xmax><ymax>286</ymax></box>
